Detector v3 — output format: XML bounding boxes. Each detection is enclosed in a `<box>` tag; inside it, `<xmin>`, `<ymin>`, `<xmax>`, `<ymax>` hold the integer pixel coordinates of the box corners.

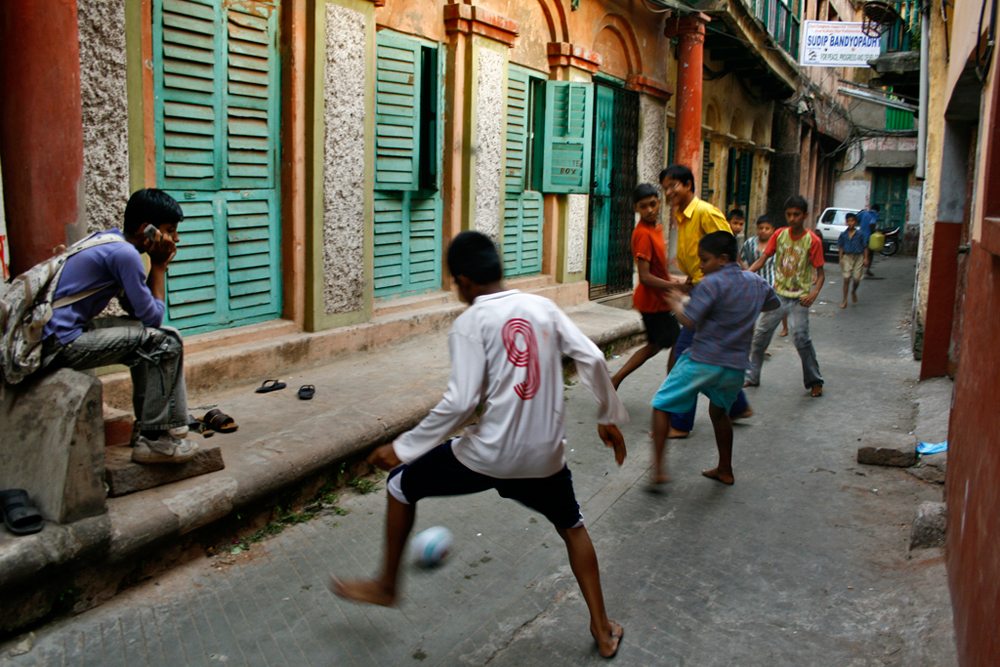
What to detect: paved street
<box><xmin>0</xmin><ymin>256</ymin><xmax>956</xmax><ymax>667</ymax></box>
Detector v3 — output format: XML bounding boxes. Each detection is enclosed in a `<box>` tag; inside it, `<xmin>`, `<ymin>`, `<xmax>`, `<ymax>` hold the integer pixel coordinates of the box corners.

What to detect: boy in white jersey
<box><xmin>331</xmin><ymin>232</ymin><xmax>628</xmax><ymax>658</ymax></box>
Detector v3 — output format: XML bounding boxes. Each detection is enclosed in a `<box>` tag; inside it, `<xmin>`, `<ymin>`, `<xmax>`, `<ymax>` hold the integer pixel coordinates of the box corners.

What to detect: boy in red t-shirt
<box><xmin>612</xmin><ymin>183</ymin><xmax>682</xmax><ymax>390</ymax></box>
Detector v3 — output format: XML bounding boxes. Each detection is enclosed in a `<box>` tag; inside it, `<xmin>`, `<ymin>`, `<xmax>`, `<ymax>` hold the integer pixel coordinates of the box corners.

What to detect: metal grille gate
<box><xmin>587</xmin><ymin>84</ymin><xmax>639</xmax><ymax>299</ymax></box>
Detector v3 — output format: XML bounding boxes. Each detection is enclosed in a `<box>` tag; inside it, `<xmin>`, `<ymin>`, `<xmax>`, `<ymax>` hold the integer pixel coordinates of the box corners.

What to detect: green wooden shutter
<box><xmin>541</xmin><ymin>81</ymin><xmax>593</xmax><ymax>193</ymax></box>
<box><xmin>701</xmin><ymin>139</ymin><xmax>713</xmax><ymax>202</ymax></box>
<box><xmin>373</xmin><ymin>192</ymin><xmax>441</xmax><ymax>294</ymax></box>
<box><xmin>375</xmin><ymin>34</ymin><xmax>421</xmax><ymax>191</ymax></box>
<box><xmin>224</xmin><ymin>3</ymin><xmax>278</xmax><ymax>190</ymax></box>
<box><xmin>155</xmin><ymin>0</ymin><xmax>282</xmax><ymax>335</ymax></box>
<box><xmin>668</xmin><ymin>127</ymin><xmax>676</xmax><ymax>166</ymax></box>
<box><xmin>502</xmin><ymin>67</ymin><xmax>543</xmax><ymax>277</ymax></box>
<box><xmin>156</xmin><ymin>0</ymin><xmax>223</xmax><ymax>190</ymax></box>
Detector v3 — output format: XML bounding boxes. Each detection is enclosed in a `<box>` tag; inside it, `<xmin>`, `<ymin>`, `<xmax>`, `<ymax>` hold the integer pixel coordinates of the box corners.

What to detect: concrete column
<box><xmin>0</xmin><ymin>0</ymin><xmax>85</xmax><ymax>276</ymax></box>
<box><xmin>670</xmin><ymin>13</ymin><xmax>710</xmax><ymax>172</ymax></box>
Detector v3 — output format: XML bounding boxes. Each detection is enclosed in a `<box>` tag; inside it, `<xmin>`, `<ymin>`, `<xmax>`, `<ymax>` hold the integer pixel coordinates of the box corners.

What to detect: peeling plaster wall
<box><xmin>323</xmin><ymin>4</ymin><xmax>366</xmax><ymax>315</ymax></box>
<box><xmin>638</xmin><ymin>96</ymin><xmax>666</xmax><ymax>190</ymax></box>
<box><xmin>78</xmin><ymin>0</ymin><xmax>129</xmax><ymax>236</ymax></box>
<box><xmin>474</xmin><ymin>48</ymin><xmax>504</xmax><ymax>242</ymax></box>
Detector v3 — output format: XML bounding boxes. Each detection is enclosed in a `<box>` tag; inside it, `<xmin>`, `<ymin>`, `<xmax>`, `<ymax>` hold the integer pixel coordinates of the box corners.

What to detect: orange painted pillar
<box><xmin>670</xmin><ymin>13</ymin><xmax>710</xmax><ymax>172</ymax></box>
<box><xmin>0</xmin><ymin>0</ymin><xmax>84</xmax><ymax>276</ymax></box>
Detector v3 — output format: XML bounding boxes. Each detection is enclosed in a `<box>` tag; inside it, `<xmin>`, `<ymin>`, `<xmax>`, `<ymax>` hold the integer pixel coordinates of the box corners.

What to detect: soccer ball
<box><xmin>410</xmin><ymin>526</ymin><xmax>453</xmax><ymax>567</ymax></box>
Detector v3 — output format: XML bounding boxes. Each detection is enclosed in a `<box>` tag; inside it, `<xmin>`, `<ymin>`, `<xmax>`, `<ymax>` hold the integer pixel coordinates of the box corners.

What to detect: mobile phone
<box><xmin>144</xmin><ymin>225</ymin><xmax>159</xmax><ymax>243</ymax></box>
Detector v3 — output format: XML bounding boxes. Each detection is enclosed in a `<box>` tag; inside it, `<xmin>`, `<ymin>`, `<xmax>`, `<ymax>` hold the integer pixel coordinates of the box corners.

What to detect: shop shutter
<box><xmin>374</xmin><ymin>34</ymin><xmax>421</xmax><ymax>191</ymax></box>
<box><xmin>541</xmin><ymin>81</ymin><xmax>593</xmax><ymax>193</ymax></box>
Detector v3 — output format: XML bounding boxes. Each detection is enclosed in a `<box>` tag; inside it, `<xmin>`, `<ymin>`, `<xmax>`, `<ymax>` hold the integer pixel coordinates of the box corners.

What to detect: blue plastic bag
<box><xmin>917</xmin><ymin>441</ymin><xmax>948</xmax><ymax>455</ymax></box>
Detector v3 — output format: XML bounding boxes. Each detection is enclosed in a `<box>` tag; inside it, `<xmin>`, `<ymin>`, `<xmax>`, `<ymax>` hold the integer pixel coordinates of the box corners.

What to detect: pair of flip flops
<box><xmin>1</xmin><ymin>489</ymin><xmax>44</xmax><ymax>536</ymax></box>
<box><xmin>255</xmin><ymin>380</ymin><xmax>315</xmax><ymax>400</ymax></box>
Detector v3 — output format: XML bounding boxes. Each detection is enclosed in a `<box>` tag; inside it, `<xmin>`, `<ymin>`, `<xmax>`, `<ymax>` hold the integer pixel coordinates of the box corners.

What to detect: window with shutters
<box><xmin>373</xmin><ymin>31</ymin><xmax>443</xmax><ymax>298</ymax></box>
<box><xmin>667</xmin><ymin>127</ymin><xmax>676</xmax><ymax>168</ymax></box>
<box><xmin>701</xmin><ymin>139</ymin><xmax>715</xmax><ymax>203</ymax></box>
<box><xmin>503</xmin><ymin>65</ymin><xmax>545</xmax><ymax>278</ymax></box>
<box><xmin>153</xmin><ymin>0</ymin><xmax>282</xmax><ymax>335</ymax></box>
<box><xmin>727</xmin><ymin>149</ymin><xmax>753</xmax><ymax>213</ymax></box>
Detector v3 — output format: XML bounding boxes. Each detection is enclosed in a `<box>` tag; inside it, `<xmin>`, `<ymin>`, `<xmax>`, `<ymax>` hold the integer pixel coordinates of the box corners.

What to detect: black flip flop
<box><xmin>298</xmin><ymin>385</ymin><xmax>315</xmax><ymax>400</ymax></box>
<box><xmin>201</xmin><ymin>408</ymin><xmax>238</xmax><ymax>433</ymax></box>
<box><xmin>0</xmin><ymin>489</ymin><xmax>44</xmax><ymax>536</ymax></box>
<box><xmin>255</xmin><ymin>379</ymin><xmax>286</xmax><ymax>393</ymax></box>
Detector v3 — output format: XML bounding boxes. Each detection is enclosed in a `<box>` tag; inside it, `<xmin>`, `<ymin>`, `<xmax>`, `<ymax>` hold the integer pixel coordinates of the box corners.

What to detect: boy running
<box><xmin>612</xmin><ymin>183</ymin><xmax>681</xmax><ymax>390</ymax></box>
<box><xmin>660</xmin><ymin>165</ymin><xmax>752</xmax><ymax>439</ymax></box>
<box><xmin>837</xmin><ymin>212</ymin><xmax>867</xmax><ymax>308</ymax></box>
<box><xmin>331</xmin><ymin>231</ymin><xmax>628</xmax><ymax>658</ymax></box>
<box><xmin>745</xmin><ymin>195</ymin><xmax>825</xmax><ymax>397</ymax></box>
<box><xmin>651</xmin><ymin>232</ymin><xmax>779</xmax><ymax>486</ymax></box>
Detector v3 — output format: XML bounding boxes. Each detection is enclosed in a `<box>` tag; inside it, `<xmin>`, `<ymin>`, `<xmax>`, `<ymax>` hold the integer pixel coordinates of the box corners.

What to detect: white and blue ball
<box><xmin>410</xmin><ymin>526</ymin><xmax>453</xmax><ymax>567</ymax></box>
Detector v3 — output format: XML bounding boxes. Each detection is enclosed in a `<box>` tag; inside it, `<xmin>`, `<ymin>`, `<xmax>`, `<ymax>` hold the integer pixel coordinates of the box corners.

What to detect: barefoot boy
<box><xmin>837</xmin><ymin>212</ymin><xmax>868</xmax><ymax>308</ymax></box>
<box><xmin>745</xmin><ymin>195</ymin><xmax>826</xmax><ymax>397</ymax></box>
<box><xmin>660</xmin><ymin>165</ymin><xmax>752</xmax><ymax>439</ymax></box>
<box><xmin>612</xmin><ymin>183</ymin><xmax>681</xmax><ymax>390</ymax></box>
<box><xmin>332</xmin><ymin>231</ymin><xmax>629</xmax><ymax>658</ymax></box>
<box><xmin>651</xmin><ymin>232</ymin><xmax>779</xmax><ymax>486</ymax></box>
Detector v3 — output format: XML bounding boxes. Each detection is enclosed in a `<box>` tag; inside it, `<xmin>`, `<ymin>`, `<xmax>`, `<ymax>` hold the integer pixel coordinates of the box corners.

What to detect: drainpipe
<box><xmin>916</xmin><ymin>0</ymin><xmax>929</xmax><ymax>180</ymax></box>
<box><xmin>668</xmin><ymin>12</ymin><xmax>711</xmax><ymax>172</ymax></box>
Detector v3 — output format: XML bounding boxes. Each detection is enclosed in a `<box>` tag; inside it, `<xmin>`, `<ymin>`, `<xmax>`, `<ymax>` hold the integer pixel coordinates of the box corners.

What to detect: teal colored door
<box><xmin>502</xmin><ymin>66</ymin><xmax>543</xmax><ymax>277</ymax></box>
<box><xmin>153</xmin><ymin>0</ymin><xmax>281</xmax><ymax>335</ymax></box>
<box><xmin>872</xmin><ymin>169</ymin><xmax>908</xmax><ymax>230</ymax></box>
<box><xmin>587</xmin><ymin>84</ymin><xmax>614</xmax><ymax>292</ymax></box>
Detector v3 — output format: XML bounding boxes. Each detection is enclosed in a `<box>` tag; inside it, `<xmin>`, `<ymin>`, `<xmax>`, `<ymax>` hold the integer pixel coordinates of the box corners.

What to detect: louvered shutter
<box><xmin>165</xmin><ymin>198</ymin><xmax>220</xmax><ymax>324</ymax></box>
<box><xmin>668</xmin><ymin>127</ymin><xmax>676</xmax><ymax>167</ymax></box>
<box><xmin>224</xmin><ymin>3</ymin><xmax>278</xmax><ymax>189</ymax></box>
<box><xmin>157</xmin><ymin>0</ymin><xmax>222</xmax><ymax>190</ymax></box>
<box><xmin>375</xmin><ymin>34</ymin><xmax>421</xmax><ymax>191</ymax></box>
<box><xmin>505</xmin><ymin>68</ymin><xmax>529</xmax><ymax>195</ymax></box>
<box><xmin>541</xmin><ymin>81</ymin><xmax>593</xmax><ymax>194</ymax></box>
<box><xmin>373</xmin><ymin>192</ymin><xmax>441</xmax><ymax>295</ymax></box>
<box><xmin>502</xmin><ymin>192</ymin><xmax>543</xmax><ymax>277</ymax></box>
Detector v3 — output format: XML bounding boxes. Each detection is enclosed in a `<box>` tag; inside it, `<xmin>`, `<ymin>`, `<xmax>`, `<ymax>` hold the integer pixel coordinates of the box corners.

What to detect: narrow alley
<box><xmin>0</xmin><ymin>257</ymin><xmax>956</xmax><ymax>667</ymax></box>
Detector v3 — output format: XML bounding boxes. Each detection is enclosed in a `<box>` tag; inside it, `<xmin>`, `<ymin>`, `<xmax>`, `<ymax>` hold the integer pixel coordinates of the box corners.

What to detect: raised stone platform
<box><xmin>104</xmin><ymin>445</ymin><xmax>226</xmax><ymax>497</ymax></box>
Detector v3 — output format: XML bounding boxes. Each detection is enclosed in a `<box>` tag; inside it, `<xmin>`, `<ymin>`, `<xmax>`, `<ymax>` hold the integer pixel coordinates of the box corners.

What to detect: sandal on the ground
<box><xmin>201</xmin><ymin>408</ymin><xmax>238</xmax><ymax>433</ymax></box>
<box><xmin>255</xmin><ymin>379</ymin><xmax>286</xmax><ymax>393</ymax></box>
<box><xmin>0</xmin><ymin>489</ymin><xmax>44</xmax><ymax>536</ymax></box>
<box><xmin>298</xmin><ymin>385</ymin><xmax>315</xmax><ymax>400</ymax></box>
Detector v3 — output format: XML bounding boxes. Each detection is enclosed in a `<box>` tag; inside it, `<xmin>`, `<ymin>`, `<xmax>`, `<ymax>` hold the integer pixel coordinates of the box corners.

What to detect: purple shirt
<box><xmin>42</xmin><ymin>229</ymin><xmax>165</xmax><ymax>344</ymax></box>
<box><xmin>684</xmin><ymin>262</ymin><xmax>780</xmax><ymax>370</ymax></box>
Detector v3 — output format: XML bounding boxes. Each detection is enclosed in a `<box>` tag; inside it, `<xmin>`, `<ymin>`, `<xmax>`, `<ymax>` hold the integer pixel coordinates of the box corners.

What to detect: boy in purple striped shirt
<box><xmin>650</xmin><ymin>232</ymin><xmax>779</xmax><ymax>486</ymax></box>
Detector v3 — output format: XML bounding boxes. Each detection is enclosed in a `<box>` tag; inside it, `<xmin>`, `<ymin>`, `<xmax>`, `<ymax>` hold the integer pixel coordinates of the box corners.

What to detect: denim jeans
<box><xmin>668</xmin><ymin>326</ymin><xmax>750</xmax><ymax>432</ymax></box>
<box><xmin>43</xmin><ymin>318</ymin><xmax>189</xmax><ymax>430</ymax></box>
<box><xmin>745</xmin><ymin>295</ymin><xmax>823</xmax><ymax>389</ymax></box>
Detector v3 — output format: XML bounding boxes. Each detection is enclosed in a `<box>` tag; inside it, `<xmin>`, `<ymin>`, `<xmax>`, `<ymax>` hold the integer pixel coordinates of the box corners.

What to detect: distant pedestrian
<box><xmin>612</xmin><ymin>184</ymin><xmax>681</xmax><ymax>390</ymax></box>
<box><xmin>837</xmin><ymin>212</ymin><xmax>868</xmax><ymax>308</ymax></box>
<box><xmin>745</xmin><ymin>195</ymin><xmax>826</xmax><ymax>397</ymax></box>
<box><xmin>331</xmin><ymin>231</ymin><xmax>628</xmax><ymax>659</ymax></box>
<box><xmin>660</xmin><ymin>165</ymin><xmax>753</xmax><ymax>439</ymax></box>
<box><xmin>740</xmin><ymin>215</ymin><xmax>779</xmax><ymax>357</ymax></box>
<box><xmin>651</xmin><ymin>232</ymin><xmax>779</xmax><ymax>487</ymax></box>
<box><xmin>858</xmin><ymin>204</ymin><xmax>879</xmax><ymax>277</ymax></box>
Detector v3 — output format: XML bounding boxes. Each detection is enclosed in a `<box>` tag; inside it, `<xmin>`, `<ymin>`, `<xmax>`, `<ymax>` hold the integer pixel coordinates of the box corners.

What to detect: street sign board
<box><xmin>800</xmin><ymin>21</ymin><xmax>882</xmax><ymax>68</ymax></box>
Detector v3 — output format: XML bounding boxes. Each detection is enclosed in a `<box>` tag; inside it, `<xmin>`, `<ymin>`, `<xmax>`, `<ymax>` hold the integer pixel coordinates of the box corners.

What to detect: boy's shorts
<box><xmin>641</xmin><ymin>311</ymin><xmax>680</xmax><ymax>349</ymax></box>
<box><xmin>841</xmin><ymin>253</ymin><xmax>865</xmax><ymax>281</ymax></box>
<box><xmin>651</xmin><ymin>353</ymin><xmax>745</xmax><ymax>414</ymax></box>
<box><xmin>387</xmin><ymin>440</ymin><xmax>584</xmax><ymax>530</ymax></box>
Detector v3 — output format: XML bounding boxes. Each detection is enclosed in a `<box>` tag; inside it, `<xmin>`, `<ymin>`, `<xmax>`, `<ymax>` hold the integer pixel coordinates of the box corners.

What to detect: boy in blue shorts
<box><xmin>651</xmin><ymin>232</ymin><xmax>779</xmax><ymax>486</ymax></box>
<box><xmin>331</xmin><ymin>231</ymin><xmax>629</xmax><ymax>658</ymax></box>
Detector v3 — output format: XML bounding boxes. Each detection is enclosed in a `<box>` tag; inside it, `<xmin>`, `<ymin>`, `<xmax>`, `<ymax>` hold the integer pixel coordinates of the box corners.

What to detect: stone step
<box><xmin>103</xmin><ymin>405</ymin><xmax>133</xmax><ymax>448</ymax></box>
<box><xmin>104</xmin><ymin>444</ymin><xmax>225</xmax><ymax>498</ymax></box>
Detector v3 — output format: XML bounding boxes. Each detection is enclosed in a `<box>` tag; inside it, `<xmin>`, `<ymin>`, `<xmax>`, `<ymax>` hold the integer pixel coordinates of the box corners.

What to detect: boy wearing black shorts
<box><xmin>611</xmin><ymin>183</ymin><xmax>681</xmax><ymax>390</ymax></box>
<box><xmin>331</xmin><ymin>231</ymin><xmax>629</xmax><ymax>659</ymax></box>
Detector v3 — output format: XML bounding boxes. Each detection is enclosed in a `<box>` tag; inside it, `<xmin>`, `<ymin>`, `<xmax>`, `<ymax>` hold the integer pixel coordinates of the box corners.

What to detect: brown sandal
<box><xmin>201</xmin><ymin>408</ymin><xmax>238</xmax><ymax>433</ymax></box>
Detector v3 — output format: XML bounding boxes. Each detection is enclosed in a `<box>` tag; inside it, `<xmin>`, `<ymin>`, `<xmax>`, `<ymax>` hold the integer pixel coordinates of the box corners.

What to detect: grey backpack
<box><xmin>0</xmin><ymin>233</ymin><xmax>125</xmax><ymax>385</ymax></box>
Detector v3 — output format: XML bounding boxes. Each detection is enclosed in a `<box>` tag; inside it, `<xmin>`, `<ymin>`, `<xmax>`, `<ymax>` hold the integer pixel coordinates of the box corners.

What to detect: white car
<box><xmin>815</xmin><ymin>207</ymin><xmax>858</xmax><ymax>255</ymax></box>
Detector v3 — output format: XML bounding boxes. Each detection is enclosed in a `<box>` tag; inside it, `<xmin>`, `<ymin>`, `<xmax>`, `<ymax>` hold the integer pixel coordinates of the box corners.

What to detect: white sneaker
<box><xmin>132</xmin><ymin>433</ymin><xmax>199</xmax><ymax>464</ymax></box>
<box><xmin>168</xmin><ymin>424</ymin><xmax>190</xmax><ymax>438</ymax></box>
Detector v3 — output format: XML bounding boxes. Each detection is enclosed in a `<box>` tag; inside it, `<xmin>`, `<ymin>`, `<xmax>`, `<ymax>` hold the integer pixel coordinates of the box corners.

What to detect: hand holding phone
<box><xmin>144</xmin><ymin>224</ymin><xmax>159</xmax><ymax>243</ymax></box>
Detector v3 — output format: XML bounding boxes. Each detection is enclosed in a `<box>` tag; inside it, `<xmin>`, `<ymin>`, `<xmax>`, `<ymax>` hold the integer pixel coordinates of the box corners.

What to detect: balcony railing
<box><xmin>880</xmin><ymin>0</ymin><xmax>919</xmax><ymax>53</ymax></box>
<box><xmin>752</xmin><ymin>0</ymin><xmax>801</xmax><ymax>57</ymax></box>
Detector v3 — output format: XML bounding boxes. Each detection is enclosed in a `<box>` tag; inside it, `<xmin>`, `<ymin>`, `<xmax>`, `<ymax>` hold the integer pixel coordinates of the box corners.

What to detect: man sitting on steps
<box><xmin>40</xmin><ymin>189</ymin><xmax>197</xmax><ymax>465</ymax></box>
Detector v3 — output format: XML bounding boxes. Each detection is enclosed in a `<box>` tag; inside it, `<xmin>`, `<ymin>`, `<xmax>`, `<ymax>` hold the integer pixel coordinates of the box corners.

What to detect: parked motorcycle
<box><xmin>878</xmin><ymin>227</ymin><xmax>900</xmax><ymax>256</ymax></box>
